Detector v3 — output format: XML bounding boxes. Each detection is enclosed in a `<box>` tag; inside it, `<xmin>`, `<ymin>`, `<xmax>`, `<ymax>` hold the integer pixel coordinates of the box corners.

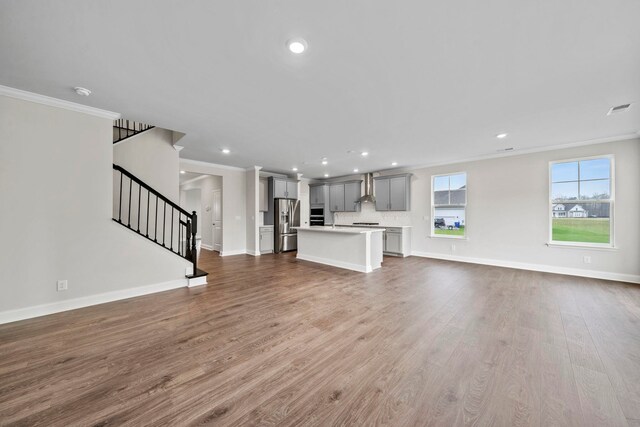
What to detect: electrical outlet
<box><xmin>57</xmin><ymin>280</ymin><xmax>68</xmax><ymax>291</ymax></box>
<box><xmin>583</xmin><ymin>256</ymin><xmax>591</xmax><ymax>264</ymax></box>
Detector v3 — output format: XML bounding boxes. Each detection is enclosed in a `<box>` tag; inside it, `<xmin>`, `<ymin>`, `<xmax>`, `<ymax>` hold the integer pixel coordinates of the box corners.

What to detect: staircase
<box><xmin>113</xmin><ymin>119</ymin><xmax>154</xmax><ymax>144</ymax></box>
<box><xmin>112</xmin><ymin>164</ymin><xmax>208</xmax><ymax>284</ymax></box>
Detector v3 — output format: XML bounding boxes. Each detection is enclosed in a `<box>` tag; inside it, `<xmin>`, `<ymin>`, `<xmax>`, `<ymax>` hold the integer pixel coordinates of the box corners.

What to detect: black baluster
<box><xmin>128</xmin><ymin>177</ymin><xmax>132</xmax><ymax>227</ymax></box>
<box><xmin>162</xmin><ymin>201</ymin><xmax>166</xmax><ymax>246</ymax></box>
<box><xmin>146</xmin><ymin>190</ymin><xmax>150</xmax><ymax>237</ymax></box>
<box><xmin>137</xmin><ymin>184</ymin><xmax>141</xmax><ymax>232</ymax></box>
<box><xmin>154</xmin><ymin>195</ymin><xmax>158</xmax><ymax>242</ymax></box>
<box><xmin>118</xmin><ymin>171</ymin><xmax>123</xmax><ymax>222</ymax></box>
<box><xmin>171</xmin><ymin>208</ymin><xmax>174</xmax><ymax>252</ymax></box>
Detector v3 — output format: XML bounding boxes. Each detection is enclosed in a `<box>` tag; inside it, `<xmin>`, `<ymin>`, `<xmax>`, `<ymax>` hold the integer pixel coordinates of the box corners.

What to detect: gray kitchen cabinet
<box><xmin>384</xmin><ymin>229</ymin><xmax>403</xmax><ymax>254</ymax></box>
<box><xmin>259</xmin><ymin>227</ymin><xmax>274</xmax><ymax>253</ymax></box>
<box><xmin>271</xmin><ymin>177</ymin><xmax>298</xmax><ymax>199</ymax></box>
<box><xmin>329</xmin><ymin>184</ymin><xmax>345</xmax><ymax>212</ymax></box>
<box><xmin>273</xmin><ymin>179</ymin><xmax>287</xmax><ymax>198</ymax></box>
<box><xmin>343</xmin><ymin>181</ymin><xmax>361</xmax><ymax>212</ymax></box>
<box><xmin>374</xmin><ymin>178</ymin><xmax>390</xmax><ymax>211</ymax></box>
<box><xmin>309</xmin><ymin>184</ymin><xmax>326</xmax><ymax>205</ymax></box>
<box><xmin>374</xmin><ymin>174</ymin><xmax>411</xmax><ymax>211</ymax></box>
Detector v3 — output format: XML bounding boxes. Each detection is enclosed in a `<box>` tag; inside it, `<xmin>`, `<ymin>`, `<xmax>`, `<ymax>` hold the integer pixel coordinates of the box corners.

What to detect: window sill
<box><xmin>430</xmin><ymin>235</ymin><xmax>468</xmax><ymax>240</ymax></box>
<box><xmin>546</xmin><ymin>242</ymin><xmax>618</xmax><ymax>251</ymax></box>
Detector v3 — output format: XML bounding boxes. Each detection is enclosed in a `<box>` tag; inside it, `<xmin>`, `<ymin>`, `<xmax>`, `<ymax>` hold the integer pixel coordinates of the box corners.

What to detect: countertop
<box><xmin>294</xmin><ymin>226</ymin><xmax>385</xmax><ymax>234</ymax></box>
<box><xmin>335</xmin><ymin>224</ymin><xmax>412</xmax><ymax>229</ymax></box>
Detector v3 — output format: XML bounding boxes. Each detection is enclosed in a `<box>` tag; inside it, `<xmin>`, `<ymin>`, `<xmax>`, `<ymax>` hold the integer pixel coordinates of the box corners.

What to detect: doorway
<box><xmin>179</xmin><ymin>172</ymin><xmax>223</xmax><ymax>254</ymax></box>
<box><xmin>212</xmin><ymin>189</ymin><xmax>222</xmax><ymax>252</ymax></box>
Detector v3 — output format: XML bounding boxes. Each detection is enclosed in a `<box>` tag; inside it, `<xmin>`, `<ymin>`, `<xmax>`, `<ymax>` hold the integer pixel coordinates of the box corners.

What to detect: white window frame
<box><xmin>548</xmin><ymin>154</ymin><xmax>615</xmax><ymax>248</ymax></box>
<box><xmin>431</xmin><ymin>171</ymin><xmax>467</xmax><ymax>239</ymax></box>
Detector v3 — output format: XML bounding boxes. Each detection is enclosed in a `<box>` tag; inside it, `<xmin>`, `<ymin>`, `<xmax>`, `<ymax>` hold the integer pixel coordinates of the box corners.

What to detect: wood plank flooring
<box><xmin>1</xmin><ymin>251</ymin><xmax>639</xmax><ymax>426</ymax></box>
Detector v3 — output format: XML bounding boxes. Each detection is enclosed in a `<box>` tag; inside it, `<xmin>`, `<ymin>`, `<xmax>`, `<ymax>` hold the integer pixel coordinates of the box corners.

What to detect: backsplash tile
<box><xmin>334</xmin><ymin>202</ymin><xmax>411</xmax><ymax>226</ymax></box>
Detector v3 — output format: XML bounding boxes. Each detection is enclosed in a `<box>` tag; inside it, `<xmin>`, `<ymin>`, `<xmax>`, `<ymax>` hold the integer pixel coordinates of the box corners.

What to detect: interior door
<box><xmin>212</xmin><ymin>189</ymin><xmax>222</xmax><ymax>252</ymax></box>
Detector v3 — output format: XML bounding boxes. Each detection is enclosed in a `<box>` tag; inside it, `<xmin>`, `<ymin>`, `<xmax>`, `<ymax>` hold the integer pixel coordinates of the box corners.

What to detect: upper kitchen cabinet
<box><xmin>329</xmin><ymin>181</ymin><xmax>362</xmax><ymax>212</ymax></box>
<box><xmin>309</xmin><ymin>184</ymin><xmax>326</xmax><ymax>205</ymax></box>
<box><xmin>329</xmin><ymin>184</ymin><xmax>345</xmax><ymax>212</ymax></box>
<box><xmin>343</xmin><ymin>181</ymin><xmax>361</xmax><ymax>212</ymax></box>
<box><xmin>271</xmin><ymin>177</ymin><xmax>298</xmax><ymax>199</ymax></box>
<box><xmin>374</xmin><ymin>174</ymin><xmax>411</xmax><ymax>211</ymax></box>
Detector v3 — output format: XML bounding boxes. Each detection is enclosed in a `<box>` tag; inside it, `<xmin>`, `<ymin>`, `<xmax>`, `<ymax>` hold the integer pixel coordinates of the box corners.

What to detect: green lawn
<box><xmin>552</xmin><ymin>218</ymin><xmax>610</xmax><ymax>244</ymax></box>
<box><xmin>434</xmin><ymin>226</ymin><xmax>465</xmax><ymax>236</ymax></box>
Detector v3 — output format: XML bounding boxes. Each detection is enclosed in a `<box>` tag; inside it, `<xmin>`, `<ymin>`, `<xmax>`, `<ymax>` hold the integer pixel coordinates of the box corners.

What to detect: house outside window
<box><xmin>550</xmin><ymin>156</ymin><xmax>613</xmax><ymax>246</ymax></box>
<box><xmin>432</xmin><ymin>172</ymin><xmax>466</xmax><ymax>238</ymax></box>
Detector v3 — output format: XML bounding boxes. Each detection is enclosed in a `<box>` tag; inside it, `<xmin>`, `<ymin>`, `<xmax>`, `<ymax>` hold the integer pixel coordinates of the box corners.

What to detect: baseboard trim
<box><xmin>187</xmin><ymin>276</ymin><xmax>208</xmax><ymax>287</ymax></box>
<box><xmin>296</xmin><ymin>253</ymin><xmax>374</xmax><ymax>273</ymax></box>
<box><xmin>411</xmin><ymin>251</ymin><xmax>640</xmax><ymax>284</ymax></box>
<box><xmin>0</xmin><ymin>279</ymin><xmax>187</xmax><ymax>325</ymax></box>
<box><xmin>246</xmin><ymin>250</ymin><xmax>261</xmax><ymax>257</ymax></box>
<box><xmin>220</xmin><ymin>249</ymin><xmax>247</xmax><ymax>257</ymax></box>
<box><xmin>200</xmin><ymin>243</ymin><xmax>214</xmax><ymax>251</ymax></box>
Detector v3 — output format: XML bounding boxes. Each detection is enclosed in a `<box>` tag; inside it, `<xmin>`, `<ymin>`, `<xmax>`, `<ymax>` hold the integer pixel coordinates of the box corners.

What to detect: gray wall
<box><xmin>0</xmin><ymin>96</ymin><xmax>190</xmax><ymax>317</ymax></box>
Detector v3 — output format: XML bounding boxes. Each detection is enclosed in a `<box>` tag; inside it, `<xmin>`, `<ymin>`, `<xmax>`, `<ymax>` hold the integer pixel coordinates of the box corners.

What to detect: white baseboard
<box><xmin>411</xmin><ymin>251</ymin><xmax>640</xmax><ymax>284</ymax></box>
<box><xmin>246</xmin><ymin>250</ymin><xmax>261</xmax><ymax>257</ymax></box>
<box><xmin>200</xmin><ymin>243</ymin><xmax>214</xmax><ymax>251</ymax></box>
<box><xmin>220</xmin><ymin>249</ymin><xmax>247</xmax><ymax>257</ymax></box>
<box><xmin>188</xmin><ymin>276</ymin><xmax>208</xmax><ymax>287</ymax></box>
<box><xmin>296</xmin><ymin>253</ymin><xmax>375</xmax><ymax>273</ymax></box>
<box><xmin>0</xmin><ymin>279</ymin><xmax>188</xmax><ymax>325</ymax></box>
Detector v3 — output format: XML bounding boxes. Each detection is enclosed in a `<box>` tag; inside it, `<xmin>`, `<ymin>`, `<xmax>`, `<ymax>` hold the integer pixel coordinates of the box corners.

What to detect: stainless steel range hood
<box><xmin>359</xmin><ymin>173</ymin><xmax>376</xmax><ymax>204</ymax></box>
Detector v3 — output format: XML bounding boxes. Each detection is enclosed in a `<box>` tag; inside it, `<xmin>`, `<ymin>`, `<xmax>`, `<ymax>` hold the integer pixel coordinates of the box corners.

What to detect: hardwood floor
<box><xmin>1</xmin><ymin>251</ymin><xmax>639</xmax><ymax>426</ymax></box>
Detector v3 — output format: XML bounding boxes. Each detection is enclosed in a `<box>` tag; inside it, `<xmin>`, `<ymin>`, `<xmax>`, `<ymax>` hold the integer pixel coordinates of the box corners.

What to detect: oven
<box><xmin>310</xmin><ymin>205</ymin><xmax>325</xmax><ymax>226</ymax></box>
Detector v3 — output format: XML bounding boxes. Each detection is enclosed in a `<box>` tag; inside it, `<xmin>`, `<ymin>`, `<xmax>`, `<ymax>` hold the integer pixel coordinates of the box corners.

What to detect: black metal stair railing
<box><xmin>112</xmin><ymin>164</ymin><xmax>204</xmax><ymax>278</ymax></box>
<box><xmin>113</xmin><ymin>119</ymin><xmax>154</xmax><ymax>144</ymax></box>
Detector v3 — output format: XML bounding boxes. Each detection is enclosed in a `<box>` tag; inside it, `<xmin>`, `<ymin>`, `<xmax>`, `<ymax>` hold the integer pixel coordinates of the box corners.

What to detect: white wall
<box><xmin>0</xmin><ymin>96</ymin><xmax>191</xmax><ymax>321</ymax></box>
<box><xmin>179</xmin><ymin>159</ymin><xmax>247</xmax><ymax>255</ymax></box>
<box><xmin>389</xmin><ymin>138</ymin><xmax>639</xmax><ymax>281</ymax></box>
<box><xmin>180</xmin><ymin>175</ymin><xmax>222</xmax><ymax>248</ymax></box>
<box><xmin>113</xmin><ymin>127</ymin><xmax>180</xmax><ymax>202</ymax></box>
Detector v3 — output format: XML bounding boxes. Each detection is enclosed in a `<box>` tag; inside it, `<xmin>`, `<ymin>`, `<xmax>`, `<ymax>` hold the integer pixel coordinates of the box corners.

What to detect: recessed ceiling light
<box><xmin>292</xmin><ymin>167</ymin><xmax>298</xmax><ymax>172</ymax></box>
<box><xmin>353</xmin><ymin>168</ymin><xmax>359</xmax><ymax>173</ymax></box>
<box><xmin>324</xmin><ymin>173</ymin><xmax>329</xmax><ymax>178</ymax></box>
<box><xmin>74</xmin><ymin>87</ymin><xmax>91</xmax><ymax>96</ymax></box>
<box><xmin>361</xmin><ymin>152</ymin><xmax>369</xmax><ymax>157</ymax></box>
<box><xmin>391</xmin><ymin>162</ymin><xmax>398</xmax><ymax>166</ymax></box>
<box><xmin>287</xmin><ymin>39</ymin><xmax>308</xmax><ymax>54</ymax></box>
<box><xmin>180</xmin><ymin>170</ymin><xmax>186</xmax><ymax>174</ymax></box>
<box><xmin>221</xmin><ymin>148</ymin><xmax>230</xmax><ymax>154</ymax></box>
<box><xmin>496</xmin><ymin>133</ymin><xmax>508</xmax><ymax>139</ymax></box>
<box><xmin>322</xmin><ymin>160</ymin><xmax>328</xmax><ymax>165</ymax></box>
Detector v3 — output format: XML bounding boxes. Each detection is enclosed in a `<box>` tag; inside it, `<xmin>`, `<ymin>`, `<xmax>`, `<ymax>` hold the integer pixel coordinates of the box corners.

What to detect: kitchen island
<box><xmin>293</xmin><ymin>226</ymin><xmax>384</xmax><ymax>273</ymax></box>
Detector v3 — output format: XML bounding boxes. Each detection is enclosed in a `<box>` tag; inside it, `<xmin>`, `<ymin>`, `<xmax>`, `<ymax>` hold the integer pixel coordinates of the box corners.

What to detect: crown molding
<box><xmin>179</xmin><ymin>157</ymin><xmax>247</xmax><ymax>171</ymax></box>
<box><xmin>381</xmin><ymin>133</ymin><xmax>640</xmax><ymax>175</ymax></box>
<box><xmin>0</xmin><ymin>85</ymin><xmax>120</xmax><ymax>120</ymax></box>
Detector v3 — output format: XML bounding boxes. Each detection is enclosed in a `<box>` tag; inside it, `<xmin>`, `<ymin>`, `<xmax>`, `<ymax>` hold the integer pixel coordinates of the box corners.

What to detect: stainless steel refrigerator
<box><xmin>274</xmin><ymin>198</ymin><xmax>300</xmax><ymax>253</ymax></box>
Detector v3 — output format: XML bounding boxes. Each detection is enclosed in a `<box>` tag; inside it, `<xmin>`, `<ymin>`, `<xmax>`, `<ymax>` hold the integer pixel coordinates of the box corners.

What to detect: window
<box><xmin>432</xmin><ymin>172</ymin><xmax>466</xmax><ymax>237</ymax></box>
<box><xmin>550</xmin><ymin>156</ymin><xmax>613</xmax><ymax>246</ymax></box>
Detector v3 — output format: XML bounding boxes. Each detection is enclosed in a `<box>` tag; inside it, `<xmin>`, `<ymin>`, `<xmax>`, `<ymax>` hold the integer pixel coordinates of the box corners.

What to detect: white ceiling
<box><xmin>1</xmin><ymin>1</ymin><xmax>639</xmax><ymax>178</ymax></box>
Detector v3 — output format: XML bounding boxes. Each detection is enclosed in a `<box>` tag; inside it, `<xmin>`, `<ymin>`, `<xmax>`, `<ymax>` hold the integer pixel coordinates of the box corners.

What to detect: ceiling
<box><xmin>1</xmin><ymin>1</ymin><xmax>639</xmax><ymax>179</ymax></box>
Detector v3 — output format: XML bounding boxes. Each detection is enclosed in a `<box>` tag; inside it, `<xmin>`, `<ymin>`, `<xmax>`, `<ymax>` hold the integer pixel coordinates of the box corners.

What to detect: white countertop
<box><xmin>294</xmin><ymin>226</ymin><xmax>385</xmax><ymax>234</ymax></box>
<box><xmin>335</xmin><ymin>224</ymin><xmax>412</xmax><ymax>229</ymax></box>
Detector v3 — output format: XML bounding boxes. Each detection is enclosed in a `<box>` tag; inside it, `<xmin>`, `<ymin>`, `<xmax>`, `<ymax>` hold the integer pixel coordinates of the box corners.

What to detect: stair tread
<box><xmin>186</xmin><ymin>268</ymin><xmax>208</xmax><ymax>279</ymax></box>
